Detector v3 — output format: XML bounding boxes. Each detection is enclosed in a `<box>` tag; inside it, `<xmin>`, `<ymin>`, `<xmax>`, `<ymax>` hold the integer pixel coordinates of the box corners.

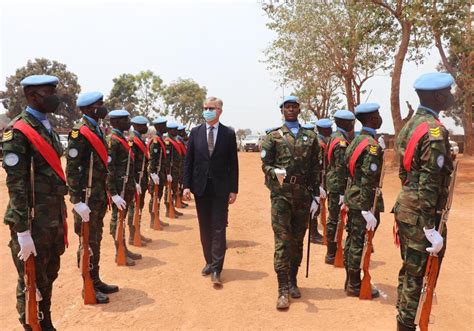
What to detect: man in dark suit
<box><xmin>183</xmin><ymin>96</ymin><xmax>239</xmax><ymax>286</ymax></box>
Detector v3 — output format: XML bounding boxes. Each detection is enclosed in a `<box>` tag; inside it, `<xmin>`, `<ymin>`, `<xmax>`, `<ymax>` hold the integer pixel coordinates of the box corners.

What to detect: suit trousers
<box><xmin>195</xmin><ymin>178</ymin><xmax>229</xmax><ymax>273</ymax></box>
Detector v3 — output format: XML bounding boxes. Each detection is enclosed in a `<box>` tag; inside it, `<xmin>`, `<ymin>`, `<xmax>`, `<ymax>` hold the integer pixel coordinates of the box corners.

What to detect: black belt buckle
<box><xmin>290</xmin><ymin>176</ymin><xmax>297</xmax><ymax>184</ymax></box>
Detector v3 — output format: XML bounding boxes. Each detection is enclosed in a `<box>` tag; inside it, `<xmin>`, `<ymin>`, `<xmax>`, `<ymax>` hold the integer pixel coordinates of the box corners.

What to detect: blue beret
<box><xmin>177</xmin><ymin>125</ymin><xmax>186</xmax><ymax>130</ymax></box>
<box><xmin>334</xmin><ymin>109</ymin><xmax>355</xmax><ymax>120</ymax></box>
<box><xmin>108</xmin><ymin>109</ymin><xmax>130</xmax><ymax>118</ymax></box>
<box><xmin>316</xmin><ymin>118</ymin><xmax>332</xmax><ymax>128</ymax></box>
<box><xmin>355</xmin><ymin>103</ymin><xmax>380</xmax><ymax>114</ymax></box>
<box><xmin>166</xmin><ymin>122</ymin><xmax>178</xmax><ymax>129</ymax></box>
<box><xmin>131</xmin><ymin>116</ymin><xmax>149</xmax><ymax>125</ymax></box>
<box><xmin>302</xmin><ymin>123</ymin><xmax>315</xmax><ymax>130</ymax></box>
<box><xmin>280</xmin><ymin>95</ymin><xmax>299</xmax><ymax>108</ymax></box>
<box><xmin>152</xmin><ymin>117</ymin><xmax>167</xmax><ymax>125</ymax></box>
<box><xmin>21</xmin><ymin>75</ymin><xmax>59</xmax><ymax>87</ymax></box>
<box><xmin>414</xmin><ymin>72</ymin><xmax>454</xmax><ymax>91</ymax></box>
<box><xmin>77</xmin><ymin>91</ymin><xmax>103</xmax><ymax>107</ymax></box>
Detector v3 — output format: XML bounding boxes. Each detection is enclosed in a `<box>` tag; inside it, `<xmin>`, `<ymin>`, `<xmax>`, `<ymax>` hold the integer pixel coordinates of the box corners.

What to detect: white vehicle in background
<box><xmin>242</xmin><ymin>135</ymin><xmax>261</xmax><ymax>152</ymax></box>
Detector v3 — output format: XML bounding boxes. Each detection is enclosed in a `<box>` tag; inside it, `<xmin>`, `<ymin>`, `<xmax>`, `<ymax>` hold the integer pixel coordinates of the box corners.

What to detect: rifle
<box><xmin>81</xmin><ymin>152</ymin><xmax>96</xmax><ymax>304</ymax></box>
<box><xmin>25</xmin><ymin>157</ymin><xmax>42</xmax><ymax>330</ymax></box>
<box><xmin>305</xmin><ymin>197</ymin><xmax>313</xmax><ymax>278</ymax></box>
<box><xmin>360</xmin><ymin>154</ymin><xmax>385</xmax><ymax>300</ymax></box>
<box><xmin>321</xmin><ymin>162</ymin><xmax>328</xmax><ymax>245</ymax></box>
<box><xmin>116</xmin><ymin>149</ymin><xmax>131</xmax><ymax>266</ymax></box>
<box><xmin>415</xmin><ymin>160</ymin><xmax>458</xmax><ymax>330</ymax></box>
<box><xmin>167</xmin><ymin>143</ymin><xmax>176</xmax><ymax>219</ymax></box>
<box><xmin>133</xmin><ymin>153</ymin><xmax>146</xmax><ymax>246</ymax></box>
<box><xmin>334</xmin><ymin>177</ymin><xmax>351</xmax><ymax>268</ymax></box>
<box><xmin>152</xmin><ymin>144</ymin><xmax>163</xmax><ymax>231</ymax></box>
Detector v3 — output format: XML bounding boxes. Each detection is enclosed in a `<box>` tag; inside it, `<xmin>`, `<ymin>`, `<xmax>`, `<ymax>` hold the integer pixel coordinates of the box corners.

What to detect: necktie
<box><xmin>208</xmin><ymin>126</ymin><xmax>215</xmax><ymax>156</ymax></box>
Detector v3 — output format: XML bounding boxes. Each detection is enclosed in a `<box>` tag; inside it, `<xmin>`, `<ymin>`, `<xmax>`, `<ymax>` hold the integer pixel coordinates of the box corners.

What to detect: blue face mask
<box><xmin>203</xmin><ymin>109</ymin><xmax>217</xmax><ymax>122</ymax></box>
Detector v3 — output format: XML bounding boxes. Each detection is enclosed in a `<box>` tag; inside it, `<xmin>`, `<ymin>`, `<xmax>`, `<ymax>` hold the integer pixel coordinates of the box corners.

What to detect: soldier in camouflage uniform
<box><xmin>3</xmin><ymin>75</ymin><xmax>66</xmax><ymax>330</ymax></box>
<box><xmin>164</xmin><ymin>122</ymin><xmax>184</xmax><ymax>218</ymax></box>
<box><xmin>177</xmin><ymin>125</ymin><xmax>189</xmax><ymax>208</ymax></box>
<box><xmin>261</xmin><ymin>96</ymin><xmax>321</xmax><ymax>310</ymax></box>
<box><xmin>343</xmin><ymin>103</ymin><xmax>384</xmax><ymax>298</ymax></box>
<box><xmin>66</xmin><ymin>92</ymin><xmax>119</xmax><ymax>304</ymax></box>
<box><xmin>393</xmin><ymin>73</ymin><xmax>455</xmax><ymax>331</ymax></box>
<box><xmin>148</xmin><ymin>117</ymin><xmax>169</xmax><ymax>227</ymax></box>
<box><xmin>127</xmin><ymin>116</ymin><xmax>152</xmax><ymax>245</ymax></box>
<box><xmin>309</xmin><ymin>119</ymin><xmax>332</xmax><ymax>244</ymax></box>
<box><xmin>107</xmin><ymin>110</ymin><xmax>142</xmax><ymax>266</ymax></box>
<box><xmin>324</xmin><ymin>110</ymin><xmax>355</xmax><ymax>264</ymax></box>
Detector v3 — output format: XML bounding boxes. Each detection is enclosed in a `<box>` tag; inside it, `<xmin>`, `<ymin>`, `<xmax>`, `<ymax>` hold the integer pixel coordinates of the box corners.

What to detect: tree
<box><xmin>0</xmin><ymin>58</ymin><xmax>81</xmax><ymax>128</ymax></box>
<box><xmin>106</xmin><ymin>73</ymin><xmax>138</xmax><ymax>114</ymax></box>
<box><xmin>162</xmin><ymin>78</ymin><xmax>207</xmax><ymax>128</ymax></box>
<box><xmin>236</xmin><ymin>128</ymin><xmax>252</xmax><ymax>143</ymax></box>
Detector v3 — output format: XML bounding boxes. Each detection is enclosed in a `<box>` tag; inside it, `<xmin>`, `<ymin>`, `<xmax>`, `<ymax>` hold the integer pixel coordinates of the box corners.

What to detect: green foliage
<box><xmin>0</xmin><ymin>58</ymin><xmax>81</xmax><ymax>128</ymax></box>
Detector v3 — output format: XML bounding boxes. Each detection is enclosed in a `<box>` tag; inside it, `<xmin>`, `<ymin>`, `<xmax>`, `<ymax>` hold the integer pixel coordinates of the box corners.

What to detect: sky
<box><xmin>0</xmin><ymin>0</ymin><xmax>463</xmax><ymax>134</ymax></box>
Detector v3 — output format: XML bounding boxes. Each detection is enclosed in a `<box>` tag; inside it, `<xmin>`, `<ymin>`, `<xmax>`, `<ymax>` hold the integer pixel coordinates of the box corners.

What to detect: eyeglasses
<box><xmin>204</xmin><ymin>107</ymin><xmax>216</xmax><ymax>111</ymax></box>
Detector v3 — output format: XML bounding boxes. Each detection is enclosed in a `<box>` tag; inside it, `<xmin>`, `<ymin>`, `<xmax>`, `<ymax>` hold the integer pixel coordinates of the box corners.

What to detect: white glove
<box><xmin>73</xmin><ymin>202</ymin><xmax>91</xmax><ymax>222</ymax></box>
<box><xmin>424</xmin><ymin>227</ymin><xmax>444</xmax><ymax>254</ymax></box>
<box><xmin>361</xmin><ymin>210</ymin><xmax>377</xmax><ymax>231</ymax></box>
<box><xmin>111</xmin><ymin>194</ymin><xmax>126</xmax><ymax>210</ymax></box>
<box><xmin>378</xmin><ymin>137</ymin><xmax>386</xmax><ymax>150</ymax></box>
<box><xmin>135</xmin><ymin>183</ymin><xmax>142</xmax><ymax>195</ymax></box>
<box><xmin>319</xmin><ymin>186</ymin><xmax>327</xmax><ymax>199</ymax></box>
<box><xmin>338</xmin><ymin>195</ymin><xmax>345</xmax><ymax>205</ymax></box>
<box><xmin>274</xmin><ymin>168</ymin><xmax>287</xmax><ymax>186</ymax></box>
<box><xmin>151</xmin><ymin>173</ymin><xmax>160</xmax><ymax>185</ymax></box>
<box><xmin>310</xmin><ymin>197</ymin><xmax>320</xmax><ymax>219</ymax></box>
<box><xmin>167</xmin><ymin>174</ymin><xmax>173</xmax><ymax>183</ymax></box>
<box><xmin>17</xmin><ymin>230</ymin><xmax>37</xmax><ymax>261</ymax></box>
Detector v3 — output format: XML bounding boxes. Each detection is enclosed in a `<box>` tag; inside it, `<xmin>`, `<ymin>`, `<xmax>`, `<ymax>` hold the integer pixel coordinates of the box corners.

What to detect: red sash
<box><xmin>79</xmin><ymin>125</ymin><xmax>108</xmax><ymax>169</ymax></box>
<box><xmin>348</xmin><ymin>138</ymin><xmax>371</xmax><ymax>177</ymax></box>
<box><xmin>13</xmin><ymin>120</ymin><xmax>66</xmax><ymax>182</ymax></box>
<box><xmin>112</xmin><ymin>134</ymin><xmax>135</xmax><ymax>160</ymax></box>
<box><xmin>320</xmin><ymin>141</ymin><xmax>327</xmax><ymax>150</ymax></box>
<box><xmin>147</xmin><ymin>135</ymin><xmax>167</xmax><ymax>157</ymax></box>
<box><xmin>168</xmin><ymin>137</ymin><xmax>183</xmax><ymax>156</ymax></box>
<box><xmin>177</xmin><ymin>140</ymin><xmax>187</xmax><ymax>155</ymax></box>
<box><xmin>133</xmin><ymin>136</ymin><xmax>149</xmax><ymax>160</ymax></box>
<box><xmin>327</xmin><ymin>137</ymin><xmax>347</xmax><ymax>164</ymax></box>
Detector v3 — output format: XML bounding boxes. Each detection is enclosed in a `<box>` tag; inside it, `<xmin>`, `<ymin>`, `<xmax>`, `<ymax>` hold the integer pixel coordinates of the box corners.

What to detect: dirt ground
<box><xmin>0</xmin><ymin>152</ymin><xmax>472</xmax><ymax>330</ymax></box>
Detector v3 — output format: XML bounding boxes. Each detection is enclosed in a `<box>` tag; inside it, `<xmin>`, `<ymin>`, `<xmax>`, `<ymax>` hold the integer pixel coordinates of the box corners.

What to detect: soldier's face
<box><xmin>111</xmin><ymin>117</ymin><xmax>131</xmax><ymax>131</ymax></box>
<box><xmin>134</xmin><ymin>123</ymin><xmax>148</xmax><ymax>135</ymax></box>
<box><xmin>435</xmin><ymin>88</ymin><xmax>455</xmax><ymax>110</ymax></box>
<box><xmin>318</xmin><ymin>127</ymin><xmax>332</xmax><ymax>137</ymax></box>
<box><xmin>373</xmin><ymin>111</ymin><xmax>383</xmax><ymax>129</ymax></box>
<box><xmin>30</xmin><ymin>85</ymin><xmax>61</xmax><ymax>113</ymax></box>
<box><xmin>282</xmin><ymin>102</ymin><xmax>300</xmax><ymax>121</ymax></box>
<box><xmin>168</xmin><ymin>128</ymin><xmax>178</xmax><ymax>136</ymax></box>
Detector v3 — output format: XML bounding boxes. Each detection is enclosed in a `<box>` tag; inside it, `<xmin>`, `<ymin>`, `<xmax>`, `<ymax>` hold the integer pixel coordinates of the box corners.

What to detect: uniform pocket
<box><xmin>395</xmin><ymin>204</ymin><xmax>419</xmax><ymax>226</ymax></box>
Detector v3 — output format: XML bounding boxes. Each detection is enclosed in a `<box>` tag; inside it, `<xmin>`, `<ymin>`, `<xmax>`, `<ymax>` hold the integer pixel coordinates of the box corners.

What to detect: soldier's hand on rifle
<box><xmin>319</xmin><ymin>186</ymin><xmax>327</xmax><ymax>199</ymax></box>
<box><xmin>424</xmin><ymin>227</ymin><xmax>444</xmax><ymax>254</ymax></box>
<box><xmin>111</xmin><ymin>194</ymin><xmax>127</xmax><ymax>210</ymax></box>
<box><xmin>151</xmin><ymin>173</ymin><xmax>160</xmax><ymax>185</ymax></box>
<box><xmin>338</xmin><ymin>195</ymin><xmax>348</xmax><ymax>211</ymax></box>
<box><xmin>167</xmin><ymin>174</ymin><xmax>173</xmax><ymax>183</ymax></box>
<box><xmin>73</xmin><ymin>202</ymin><xmax>91</xmax><ymax>222</ymax></box>
<box><xmin>310</xmin><ymin>196</ymin><xmax>320</xmax><ymax>218</ymax></box>
<box><xmin>17</xmin><ymin>230</ymin><xmax>37</xmax><ymax>261</ymax></box>
<box><xmin>274</xmin><ymin>168</ymin><xmax>286</xmax><ymax>186</ymax></box>
<box><xmin>183</xmin><ymin>188</ymin><xmax>191</xmax><ymax>200</ymax></box>
<box><xmin>361</xmin><ymin>211</ymin><xmax>377</xmax><ymax>231</ymax></box>
<box><xmin>135</xmin><ymin>183</ymin><xmax>142</xmax><ymax>195</ymax></box>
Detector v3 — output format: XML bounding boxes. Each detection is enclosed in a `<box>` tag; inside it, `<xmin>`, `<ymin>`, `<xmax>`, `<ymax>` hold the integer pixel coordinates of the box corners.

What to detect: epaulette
<box><xmin>368</xmin><ymin>144</ymin><xmax>378</xmax><ymax>156</ymax></box>
<box><xmin>2</xmin><ymin>128</ymin><xmax>13</xmax><ymax>142</ymax></box>
<box><xmin>70</xmin><ymin>129</ymin><xmax>80</xmax><ymax>139</ymax></box>
<box><xmin>428</xmin><ymin>122</ymin><xmax>443</xmax><ymax>141</ymax></box>
<box><xmin>339</xmin><ymin>140</ymin><xmax>347</xmax><ymax>147</ymax></box>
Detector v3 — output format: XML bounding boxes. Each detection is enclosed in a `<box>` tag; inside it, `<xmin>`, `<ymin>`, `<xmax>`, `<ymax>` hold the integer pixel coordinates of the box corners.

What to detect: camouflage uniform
<box><xmin>343</xmin><ymin>129</ymin><xmax>384</xmax><ymax>292</ymax></box>
<box><xmin>261</xmin><ymin>124</ymin><xmax>321</xmax><ymax>273</ymax></box>
<box><xmin>164</xmin><ymin>134</ymin><xmax>183</xmax><ymax>214</ymax></box>
<box><xmin>3</xmin><ymin>110</ymin><xmax>67</xmax><ymax>328</ymax></box>
<box><xmin>309</xmin><ymin>134</ymin><xmax>328</xmax><ymax>240</ymax></box>
<box><xmin>66</xmin><ymin>116</ymin><xmax>109</xmax><ymax>284</ymax></box>
<box><xmin>393</xmin><ymin>107</ymin><xmax>452</xmax><ymax>328</ymax></box>
<box><xmin>127</xmin><ymin>131</ymin><xmax>149</xmax><ymax>238</ymax></box>
<box><xmin>147</xmin><ymin>133</ymin><xmax>168</xmax><ymax>224</ymax></box>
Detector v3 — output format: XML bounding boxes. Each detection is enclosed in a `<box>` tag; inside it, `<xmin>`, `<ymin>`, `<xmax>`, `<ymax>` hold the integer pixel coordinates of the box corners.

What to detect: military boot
<box><xmin>141</xmin><ymin>234</ymin><xmax>152</xmax><ymax>243</ymax></box>
<box><xmin>276</xmin><ymin>271</ymin><xmax>290</xmax><ymax>310</ymax></box>
<box><xmin>128</xmin><ymin>225</ymin><xmax>135</xmax><ymax>245</ymax></box>
<box><xmin>38</xmin><ymin>304</ymin><xmax>56</xmax><ymax>331</ymax></box>
<box><xmin>325</xmin><ymin>241</ymin><xmax>337</xmax><ymax>264</ymax></box>
<box><xmin>310</xmin><ymin>225</ymin><xmax>324</xmax><ymax>245</ymax></box>
<box><xmin>397</xmin><ymin>320</ymin><xmax>416</xmax><ymax>331</ymax></box>
<box><xmin>113</xmin><ymin>238</ymin><xmax>136</xmax><ymax>266</ymax></box>
<box><xmin>125</xmin><ymin>241</ymin><xmax>142</xmax><ymax>260</ymax></box>
<box><xmin>160</xmin><ymin>220</ymin><xmax>170</xmax><ymax>227</ymax></box>
<box><xmin>289</xmin><ymin>267</ymin><xmax>301</xmax><ymax>298</ymax></box>
<box><xmin>174</xmin><ymin>209</ymin><xmax>183</xmax><ymax>216</ymax></box>
<box><xmin>346</xmin><ymin>269</ymin><xmax>361</xmax><ymax>297</ymax></box>
<box><xmin>92</xmin><ymin>267</ymin><xmax>119</xmax><ymax>294</ymax></box>
<box><xmin>149</xmin><ymin>212</ymin><xmax>154</xmax><ymax>229</ymax></box>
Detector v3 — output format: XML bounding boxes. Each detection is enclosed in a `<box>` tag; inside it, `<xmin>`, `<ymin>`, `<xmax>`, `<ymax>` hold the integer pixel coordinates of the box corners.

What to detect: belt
<box><xmin>283</xmin><ymin>175</ymin><xmax>306</xmax><ymax>185</ymax></box>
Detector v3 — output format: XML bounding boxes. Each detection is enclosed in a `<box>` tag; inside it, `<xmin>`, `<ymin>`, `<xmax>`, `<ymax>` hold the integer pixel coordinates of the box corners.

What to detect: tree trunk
<box><xmin>343</xmin><ymin>74</ymin><xmax>355</xmax><ymax>112</ymax></box>
<box><xmin>462</xmin><ymin>88</ymin><xmax>473</xmax><ymax>155</ymax></box>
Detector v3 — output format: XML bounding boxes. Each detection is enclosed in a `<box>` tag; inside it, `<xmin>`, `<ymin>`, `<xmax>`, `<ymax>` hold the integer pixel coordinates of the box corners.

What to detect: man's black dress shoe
<box><xmin>202</xmin><ymin>264</ymin><xmax>212</xmax><ymax>276</ymax></box>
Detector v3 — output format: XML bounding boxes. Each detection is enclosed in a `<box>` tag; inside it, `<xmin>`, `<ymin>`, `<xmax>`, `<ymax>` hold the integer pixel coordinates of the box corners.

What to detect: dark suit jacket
<box><xmin>184</xmin><ymin>122</ymin><xmax>239</xmax><ymax>197</ymax></box>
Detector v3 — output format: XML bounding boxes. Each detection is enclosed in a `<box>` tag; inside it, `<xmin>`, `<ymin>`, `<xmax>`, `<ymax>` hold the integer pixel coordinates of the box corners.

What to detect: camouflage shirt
<box><xmin>165</xmin><ymin>135</ymin><xmax>183</xmax><ymax>178</ymax></box>
<box><xmin>261</xmin><ymin>124</ymin><xmax>321</xmax><ymax>199</ymax></box>
<box><xmin>318</xmin><ymin>134</ymin><xmax>329</xmax><ymax>187</ymax></box>
<box><xmin>148</xmin><ymin>133</ymin><xmax>168</xmax><ymax>182</ymax></box>
<box><xmin>344</xmin><ymin>129</ymin><xmax>384</xmax><ymax>212</ymax></box>
<box><xmin>394</xmin><ymin>107</ymin><xmax>453</xmax><ymax>230</ymax></box>
<box><xmin>129</xmin><ymin>131</ymin><xmax>149</xmax><ymax>189</ymax></box>
<box><xmin>106</xmin><ymin>129</ymin><xmax>136</xmax><ymax>197</ymax></box>
<box><xmin>325</xmin><ymin>129</ymin><xmax>351</xmax><ymax>194</ymax></box>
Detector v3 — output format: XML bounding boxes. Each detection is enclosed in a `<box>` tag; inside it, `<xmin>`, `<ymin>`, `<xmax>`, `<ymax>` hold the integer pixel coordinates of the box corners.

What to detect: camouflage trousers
<box><xmin>128</xmin><ymin>183</ymin><xmax>147</xmax><ymax>231</ymax></box>
<box><xmin>148</xmin><ymin>183</ymin><xmax>165</xmax><ymax>216</ymax></box>
<box><xmin>9</xmin><ymin>224</ymin><xmax>65</xmax><ymax>326</ymax></box>
<box><xmin>344</xmin><ymin>209</ymin><xmax>380</xmax><ymax>271</ymax></box>
<box><xmin>109</xmin><ymin>190</ymin><xmax>134</xmax><ymax>236</ymax></box>
<box><xmin>396</xmin><ymin>219</ymin><xmax>447</xmax><ymax>328</ymax></box>
<box><xmin>271</xmin><ymin>195</ymin><xmax>311</xmax><ymax>272</ymax></box>
<box><xmin>326</xmin><ymin>192</ymin><xmax>342</xmax><ymax>242</ymax></box>
<box><xmin>164</xmin><ymin>181</ymin><xmax>179</xmax><ymax>206</ymax></box>
<box><xmin>73</xmin><ymin>199</ymin><xmax>107</xmax><ymax>280</ymax></box>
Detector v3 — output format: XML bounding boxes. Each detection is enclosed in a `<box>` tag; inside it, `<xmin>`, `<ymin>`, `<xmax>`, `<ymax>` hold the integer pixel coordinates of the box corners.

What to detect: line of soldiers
<box><xmin>260</xmin><ymin>72</ymin><xmax>456</xmax><ymax>331</ymax></box>
<box><xmin>2</xmin><ymin>75</ymin><xmax>190</xmax><ymax>330</ymax></box>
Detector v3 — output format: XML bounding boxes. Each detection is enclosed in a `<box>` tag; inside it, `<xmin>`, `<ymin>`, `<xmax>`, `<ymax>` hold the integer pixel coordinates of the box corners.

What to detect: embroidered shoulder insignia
<box><xmin>71</xmin><ymin>129</ymin><xmax>79</xmax><ymax>139</ymax></box>
<box><xmin>128</xmin><ymin>141</ymin><xmax>133</xmax><ymax>147</ymax></box>
<box><xmin>429</xmin><ymin>127</ymin><xmax>441</xmax><ymax>138</ymax></box>
<box><xmin>339</xmin><ymin>140</ymin><xmax>347</xmax><ymax>147</ymax></box>
<box><xmin>369</xmin><ymin>145</ymin><xmax>378</xmax><ymax>156</ymax></box>
<box><xmin>2</xmin><ymin>130</ymin><xmax>13</xmax><ymax>142</ymax></box>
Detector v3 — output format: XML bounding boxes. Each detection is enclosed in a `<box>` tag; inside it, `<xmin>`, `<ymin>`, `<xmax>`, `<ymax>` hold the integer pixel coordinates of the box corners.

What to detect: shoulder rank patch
<box><xmin>429</xmin><ymin>127</ymin><xmax>441</xmax><ymax>138</ymax></box>
<box><xmin>369</xmin><ymin>145</ymin><xmax>378</xmax><ymax>156</ymax></box>
<box><xmin>2</xmin><ymin>130</ymin><xmax>13</xmax><ymax>142</ymax></box>
<box><xmin>71</xmin><ymin>130</ymin><xmax>79</xmax><ymax>139</ymax></box>
<box><xmin>128</xmin><ymin>141</ymin><xmax>133</xmax><ymax>147</ymax></box>
<box><xmin>339</xmin><ymin>140</ymin><xmax>347</xmax><ymax>147</ymax></box>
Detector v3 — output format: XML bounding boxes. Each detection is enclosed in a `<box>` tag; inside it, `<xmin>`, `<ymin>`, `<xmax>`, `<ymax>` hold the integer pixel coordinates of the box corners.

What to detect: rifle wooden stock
<box><xmin>132</xmin><ymin>192</ymin><xmax>142</xmax><ymax>246</ymax></box>
<box><xmin>25</xmin><ymin>256</ymin><xmax>41</xmax><ymax>331</ymax></box>
<box><xmin>167</xmin><ymin>182</ymin><xmax>176</xmax><ymax>219</ymax></box>
<box><xmin>334</xmin><ymin>207</ymin><xmax>346</xmax><ymax>268</ymax></box>
<box><xmin>321</xmin><ymin>198</ymin><xmax>327</xmax><ymax>245</ymax></box>
<box><xmin>116</xmin><ymin>210</ymin><xmax>127</xmax><ymax>266</ymax></box>
<box><xmin>305</xmin><ymin>207</ymin><xmax>312</xmax><ymax>278</ymax></box>
<box><xmin>81</xmin><ymin>222</ymin><xmax>96</xmax><ymax>304</ymax></box>
<box><xmin>416</xmin><ymin>255</ymin><xmax>439</xmax><ymax>330</ymax></box>
<box><xmin>152</xmin><ymin>184</ymin><xmax>161</xmax><ymax>230</ymax></box>
<box><xmin>359</xmin><ymin>230</ymin><xmax>375</xmax><ymax>300</ymax></box>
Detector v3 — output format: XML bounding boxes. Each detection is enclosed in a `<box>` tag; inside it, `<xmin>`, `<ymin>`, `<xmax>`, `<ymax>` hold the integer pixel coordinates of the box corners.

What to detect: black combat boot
<box><xmin>92</xmin><ymin>267</ymin><xmax>119</xmax><ymax>294</ymax></box>
<box><xmin>325</xmin><ymin>241</ymin><xmax>337</xmax><ymax>264</ymax></box>
<box><xmin>397</xmin><ymin>320</ymin><xmax>416</xmax><ymax>331</ymax></box>
<box><xmin>149</xmin><ymin>212</ymin><xmax>154</xmax><ymax>229</ymax></box>
<box><xmin>276</xmin><ymin>271</ymin><xmax>290</xmax><ymax>310</ymax></box>
<box><xmin>174</xmin><ymin>209</ymin><xmax>183</xmax><ymax>216</ymax></box>
<box><xmin>310</xmin><ymin>225</ymin><xmax>324</xmax><ymax>245</ymax></box>
<box><xmin>38</xmin><ymin>303</ymin><xmax>56</xmax><ymax>331</ymax></box>
<box><xmin>344</xmin><ymin>266</ymin><xmax>349</xmax><ymax>291</ymax></box>
<box><xmin>141</xmin><ymin>234</ymin><xmax>152</xmax><ymax>243</ymax></box>
<box><xmin>289</xmin><ymin>267</ymin><xmax>301</xmax><ymax>298</ymax></box>
<box><xmin>128</xmin><ymin>225</ymin><xmax>135</xmax><ymax>245</ymax></box>
<box><xmin>125</xmin><ymin>241</ymin><xmax>142</xmax><ymax>260</ymax></box>
<box><xmin>346</xmin><ymin>269</ymin><xmax>361</xmax><ymax>296</ymax></box>
<box><xmin>113</xmin><ymin>237</ymin><xmax>136</xmax><ymax>266</ymax></box>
